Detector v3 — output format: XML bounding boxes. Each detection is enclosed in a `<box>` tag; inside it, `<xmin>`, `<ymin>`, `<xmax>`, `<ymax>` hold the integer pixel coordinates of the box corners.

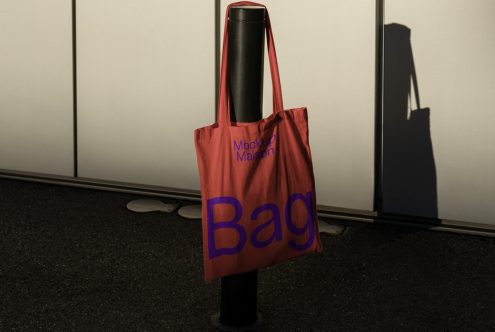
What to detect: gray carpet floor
<box><xmin>1</xmin><ymin>178</ymin><xmax>495</xmax><ymax>331</ymax></box>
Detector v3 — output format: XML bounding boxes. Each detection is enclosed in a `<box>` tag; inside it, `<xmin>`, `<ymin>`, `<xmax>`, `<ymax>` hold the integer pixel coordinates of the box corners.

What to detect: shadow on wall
<box><xmin>382</xmin><ymin>23</ymin><xmax>438</xmax><ymax>222</ymax></box>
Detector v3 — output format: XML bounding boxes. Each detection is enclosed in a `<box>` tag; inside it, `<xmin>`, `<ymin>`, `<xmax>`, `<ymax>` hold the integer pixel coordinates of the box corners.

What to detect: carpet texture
<box><xmin>1</xmin><ymin>178</ymin><xmax>495</xmax><ymax>331</ymax></box>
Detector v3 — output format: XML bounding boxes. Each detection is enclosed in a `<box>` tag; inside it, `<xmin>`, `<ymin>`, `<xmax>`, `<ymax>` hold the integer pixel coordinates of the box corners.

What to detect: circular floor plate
<box><xmin>210</xmin><ymin>311</ymin><xmax>263</xmax><ymax>332</ymax></box>
<box><xmin>318</xmin><ymin>219</ymin><xmax>345</xmax><ymax>235</ymax></box>
<box><xmin>178</xmin><ymin>204</ymin><xmax>202</xmax><ymax>219</ymax></box>
<box><xmin>126</xmin><ymin>199</ymin><xmax>178</xmax><ymax>213</ymax></box>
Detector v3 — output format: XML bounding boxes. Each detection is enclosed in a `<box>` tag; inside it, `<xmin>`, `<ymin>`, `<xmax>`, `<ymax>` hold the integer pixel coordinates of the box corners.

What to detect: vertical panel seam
<box><xmin>72</xmin><ymin>0</ymin><xmax>78</xmax><ymax>177</ymax></box>
<box><xmin>374</xmin><ymin>0</ymin><xmax>384</xmax><ymax>212</ymax></box>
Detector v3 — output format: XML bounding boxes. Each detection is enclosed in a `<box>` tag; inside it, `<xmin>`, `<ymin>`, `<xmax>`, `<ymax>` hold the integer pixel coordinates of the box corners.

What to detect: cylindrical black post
<box><xmin>220</xmin><ymin>271</ymin><xmax>259</xmax><ymax>327</ymax></box>
<box><xmin>228</xmin><ymin>6</ymin><xmax>265</xmax><ymax>122</ymax></box>
<box><xmin>212</xmin><ymin>6</ymin><xmax>265</xmax><ymax>331</ymax></box>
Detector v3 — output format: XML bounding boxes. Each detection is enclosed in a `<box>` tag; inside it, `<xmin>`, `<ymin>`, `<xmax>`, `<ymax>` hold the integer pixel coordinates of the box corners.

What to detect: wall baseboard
<box><xmin>2</xmin><ymin>169</ymin><xmax>495</xmax><ymax>237</ymax></box>
<box><xmin>0</xmin><ymin>169</ymin><xmax>201</xmax><ymax>201</ymax></box>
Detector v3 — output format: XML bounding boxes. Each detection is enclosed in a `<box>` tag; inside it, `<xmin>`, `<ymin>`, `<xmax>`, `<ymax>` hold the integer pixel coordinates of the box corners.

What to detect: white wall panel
<box><xmin>0</xmin><ymin>0</ymin><xmax>73</xmax><ymax>176</ymax></box>
<box><xmin>77</xmin><ymin>1</ymin><xmax>214</xmax><ymax>190</ymax></box>
<box><xmin>385</xmin><ymin>0</ymin><xmax>495</xmax><ymax>224</ymax></box>
<box><xmin>221</xmin><ymin>1</ymin><xmax>376</xmax><ymax>210</ymax></box>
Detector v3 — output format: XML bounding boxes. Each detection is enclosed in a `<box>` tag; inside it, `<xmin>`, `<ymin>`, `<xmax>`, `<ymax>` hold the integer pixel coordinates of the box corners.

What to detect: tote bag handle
<box><xmin>217</xmin><ymin>1</ymin><xmax>284</xmax><ymax>126</ymax></box>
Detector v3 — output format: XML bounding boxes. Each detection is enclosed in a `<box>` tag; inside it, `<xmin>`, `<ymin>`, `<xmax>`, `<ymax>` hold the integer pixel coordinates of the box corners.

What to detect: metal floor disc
<box><xmin>318</xmin><ymin>219</ymin><xmax>345</xmax><ymax>235</ymax></box>
<box><xmin>178</xmin><ymin>204</ymin><xmax>202</xmax><ymax>219</ymax></box>
<box><xmin>126</xmin><ymin>199</ymin><xmax>178</xmax><ymax>213</ymax></box>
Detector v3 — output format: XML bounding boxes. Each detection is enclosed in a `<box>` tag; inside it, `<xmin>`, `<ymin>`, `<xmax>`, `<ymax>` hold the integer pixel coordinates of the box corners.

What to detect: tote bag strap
<box><xmin>217</xmin><ymin>1</ymin><xmax>284</xmax><ymax>127</ymax></box>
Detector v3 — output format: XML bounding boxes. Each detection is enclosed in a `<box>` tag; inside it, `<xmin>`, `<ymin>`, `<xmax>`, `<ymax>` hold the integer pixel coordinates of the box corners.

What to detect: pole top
<box><xmin>229</xmin><ymin>6</ymin><xmax>265</xmax><ymax>22</ymax></box>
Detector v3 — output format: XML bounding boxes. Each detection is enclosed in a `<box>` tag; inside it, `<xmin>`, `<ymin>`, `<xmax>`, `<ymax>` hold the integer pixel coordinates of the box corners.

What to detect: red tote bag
<box><xmin>194</xmin><ymin>1</ymin><xmax>322</xmax><ymax>282</ymax></box>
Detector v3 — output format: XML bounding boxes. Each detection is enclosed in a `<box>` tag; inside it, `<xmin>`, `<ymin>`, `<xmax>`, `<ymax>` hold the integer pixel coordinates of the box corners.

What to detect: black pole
<box><xmin>227</xmin><ymin>6</ymin><xmax>265</xmax><ymax>122</ymax></box>
<box><xmin>211</xmin><ymin>6</ymin><xmax>265</xmax><ymax>331</ymax></box>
